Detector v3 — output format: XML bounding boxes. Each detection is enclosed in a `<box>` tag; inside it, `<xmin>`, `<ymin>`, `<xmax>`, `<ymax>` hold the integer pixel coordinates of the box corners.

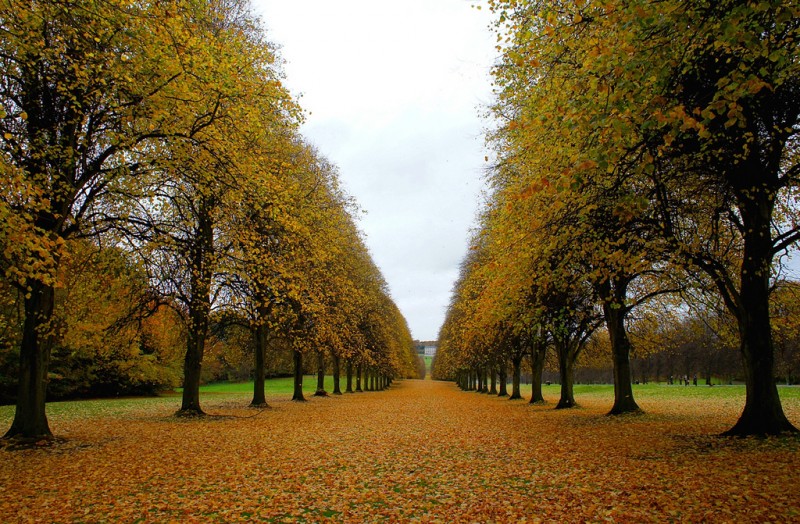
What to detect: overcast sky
<box><xmin>251</xmin><ymin>0</ymin><xmax>497</xmax><ymax>341</ymax></box>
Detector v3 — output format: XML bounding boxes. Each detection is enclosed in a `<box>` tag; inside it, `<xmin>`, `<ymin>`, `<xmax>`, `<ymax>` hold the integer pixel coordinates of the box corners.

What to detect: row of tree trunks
<box><xmin>286</xmin><ymin>353</ymin><xmax>392</xmax><ymax>402</ymax></box>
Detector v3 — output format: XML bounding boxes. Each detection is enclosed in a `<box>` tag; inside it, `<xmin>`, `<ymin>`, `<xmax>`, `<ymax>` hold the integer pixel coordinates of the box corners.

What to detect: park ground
<box><xmin>1</xmin><ymin>380</ymin><xmax>799</xmax><ymax>522</ymax></box>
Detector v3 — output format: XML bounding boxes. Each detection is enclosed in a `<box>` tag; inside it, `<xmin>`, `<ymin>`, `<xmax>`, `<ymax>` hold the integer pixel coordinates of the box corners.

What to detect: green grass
<box><xmin>0</xmin><ymin>375</ymin><xmax>348</xmax><ymax>424</ymax></box>
<box><xmin>514</xmin><ymin>382</ymin><xmax>800</xmax><ymax>401</ymax></box>
<box><xmin>199</xmin><ymin>375</ymin><xmax>337</xmax><ymax>395</ymax></box>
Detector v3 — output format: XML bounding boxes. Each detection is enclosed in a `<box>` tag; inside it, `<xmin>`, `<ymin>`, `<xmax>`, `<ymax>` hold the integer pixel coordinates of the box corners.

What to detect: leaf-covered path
<box><xmin>2</xmin><ymin>380</ymin><xmax>799</xmax><ymax>522</ymax></box>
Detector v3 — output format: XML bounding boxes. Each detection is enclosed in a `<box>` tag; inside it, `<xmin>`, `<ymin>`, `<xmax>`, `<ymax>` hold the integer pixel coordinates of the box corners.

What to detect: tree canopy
<box><xmin>0</xmin><ymin>0</ymin><xmax>416</xmax><ymax>439</ymax></box>
<box><xmin>435</xmin><ymin>0</ymin><xmax>799</xmax><ymax>436</ymax></box>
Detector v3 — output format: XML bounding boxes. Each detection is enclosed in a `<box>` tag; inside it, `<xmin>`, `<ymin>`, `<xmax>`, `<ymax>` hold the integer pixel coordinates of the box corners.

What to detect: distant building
<box><xmin>414</xmin><ymin>340</ymin><xmax>437</xmax><ymax>357</ymax></box>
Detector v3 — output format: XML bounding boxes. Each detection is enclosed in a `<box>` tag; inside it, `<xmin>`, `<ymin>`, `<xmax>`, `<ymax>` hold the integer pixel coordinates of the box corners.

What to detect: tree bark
<box><xmin>4</xmin><ymin>281</ymin><xmax>56</xmax><ymax>439</ymax></box>
<box><xmin>292</xmin><ymin>350</ymin><xmax>305</xmax><ymax>401</ymax></box>
<box><xmin>601</xmin><ymin>279</ymin><xmax>642</xmax><ymax>415</ymax></box>
<box><xmin>555</xmin><ymin>339</ymin><xmax>577</xmax><ymax>409</ymax></box>
<box><xmin>178</xmin><ymin>296</ymin><xmax>209</xmax><ymax>416</ymax></box>
<box><xmin>314</xmin><ymin>350</ymin><xmax>327</xmax><ymax>397</ymax></box>
<box><xmin>355</xmin><ymin>364</ymin><xmax>363</xmax><ymax>392</ymax></box>
<box><xmin>250</xmin><ymin>320</ymin><xmax>268</xmax><ymax>407</ymax></box>
<box><xmin>179</xmin><ymin>329</ymin><xmax>205</xmax><ymax>415</ymax></box>
<box><xmin>529</xmin><ymin>340</ymin><xmax>546</xmax><ymax>404</ymax></box>
<box><xmin>489</xmin><ymin>364</ymin><xmax>497</xmax><ymax>395</ymax></box>
<box><xmin>722</xmin><ymin>188</ymin><xmax>796</xmax><ymax>435</ymax></box>
<box><xmin>177</xmin><ymin>202</ymin><xmax>214</xmax><ymax>417</ymax></box>
<box><xmin>345</xmin><ymin>359</ymin><xmax>353</xmax><ymax>393</ymax></box>
<box><xmin>332</xmin><ymin>354</ymin><xmax>342</xmax><ymax>395</ymax></box>
<box><xmin>498</xmin><ymin>361</ymin><xmax>508</xmax><ymax>397</ymax></box>
<box><xmin>509</xmin><ymin>355</ymin><xmax>523</xmax><ymax>400</ymax></box>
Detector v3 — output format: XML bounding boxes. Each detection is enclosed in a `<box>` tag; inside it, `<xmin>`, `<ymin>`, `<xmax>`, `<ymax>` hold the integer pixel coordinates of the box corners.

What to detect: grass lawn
<box><xmin>198</xmin><ymin>375</ymin><xmax>332</xmax><ymax>395</ymax></box>
<box><xmin>517</xmin><ymin>381</ymin><xmax>800</xmax><ymax>402</ymax></box>
<box><xmin>0</xmin><ymin>375</ymin><xmax>342</xmax><ymax>422</ymax></box>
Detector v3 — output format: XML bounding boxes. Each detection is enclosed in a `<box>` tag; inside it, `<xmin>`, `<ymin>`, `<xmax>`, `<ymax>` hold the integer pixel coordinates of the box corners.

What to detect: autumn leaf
<box><xmin>0</xmin><ymin>380</ymin><xmax>798</xmax><ymax>522</ymax></box>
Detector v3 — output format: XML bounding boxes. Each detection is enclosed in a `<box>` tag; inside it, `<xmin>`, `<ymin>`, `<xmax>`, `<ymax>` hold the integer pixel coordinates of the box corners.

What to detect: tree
<box><xmin>487</xmin><ymin>0</ymin><xmax>800</xmax><ymax>434</ymax></box>
<box><xmin>648</xmin><ymin>1</ymin><xmax>800</xmax><ymax>434</ymax></box>
<box><xmin>108</xmin><ymin>0</ymin><xmax>297</xmax><ymax>416</ymax></box>
<box><xmin>0</xmin><ymin>0</ymin><xmax>217</xmax><ymax>439</ymax></box>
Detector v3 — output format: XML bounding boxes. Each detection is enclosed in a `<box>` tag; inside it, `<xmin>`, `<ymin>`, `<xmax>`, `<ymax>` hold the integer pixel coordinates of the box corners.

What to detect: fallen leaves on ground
<box><xmin>1</xmin><ymin>381</ymin><xmax>798</xmax><ymax>522</ymax></box>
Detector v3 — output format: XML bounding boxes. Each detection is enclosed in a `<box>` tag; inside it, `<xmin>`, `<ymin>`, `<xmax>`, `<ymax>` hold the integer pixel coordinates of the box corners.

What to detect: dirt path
<box><xmin>1</xmin><ymin>380</ymin><xmax>798</xmax><ymax>522</ymax></box>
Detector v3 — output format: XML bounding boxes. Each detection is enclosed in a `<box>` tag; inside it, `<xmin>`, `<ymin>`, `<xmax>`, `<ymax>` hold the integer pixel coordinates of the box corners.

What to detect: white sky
<box><xmin>251</xmin><ymin>0</ymin><xmax>497</xmax><ymax>341</ymax></box>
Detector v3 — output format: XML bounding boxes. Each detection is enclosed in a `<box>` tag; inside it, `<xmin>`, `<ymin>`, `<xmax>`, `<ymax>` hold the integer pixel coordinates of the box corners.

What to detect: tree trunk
<box><xmin>314</xmin><ymin>350</ymin><xmax>327</xmax><ymax>397</ymax></box>
<box><xmin>477</xmin><ymin>367</ymin><xmax>485</xmax><ymax>393</ymax></box>
<box><xmin>726</xmin><ymin>268</ymin><xmax>795</xmax><ymax>434</ymax></box>
<box><xmin>4</xmin><ymin>281</ymin><xmax>56</xmax><ymax>440</ymax></box>
<box><xmin>602</xmin><ymin>285</ymin><xmax>642</xmax><ymax>415</ymax></box>
<box><xmin>529</xmin><ymin>340</ymin><xmax>546</xmax><ymax>404</ymax></box>
<box><xmin>498</xmin><ymin>361</ymin><xmax>508</xmax><ymax>397</ymax></box>
<box><xmin>250</xmin><ymin>321</ymin><xmax>268</xmax><ymax>407</ymax></box>
<box><xmin>722</xmin><ymin>189</ymin><xmax>796</xmax><ymax>435</ymax></box>
<box><xmin>555</xmin><ymin>340</ymin><xmax>577</xmax><ymax>409</ymax></box>
<box><xmin>177</xmin><ymin>204</ymin><xmax>214</xmax><ymax>417</ymax></box>
<box><xmin>345</xmin><ymin>360</ymin><xmax>354</xmax><ymax>393</ymax></box>
<box><xmin>509</xmin><ymin>355</ymin><xmax>522</xmax><ymax>399</ymax></box>
<box><xmin>332</xmin><ymin>354</ymin><xmax>342</xmax><ymax>395</ymax></box>
<box><xmin>489</xmin><ymin>364</ymin><xmax>497</xmax><ymax>395</ymax></box>
<box><xmin>178</xmin><ymin>297</ymin><xmax>209</xmax><ymax>416</ymax></box>
<box><xmin>292</xmin><ymin>350</ymin><xmax>305</xmax><ymax>401</ymax></box>
<box><xmin>356</xmin><ymin>365</ymin><xmax>363</xmax><ymax>392</ymax></box>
